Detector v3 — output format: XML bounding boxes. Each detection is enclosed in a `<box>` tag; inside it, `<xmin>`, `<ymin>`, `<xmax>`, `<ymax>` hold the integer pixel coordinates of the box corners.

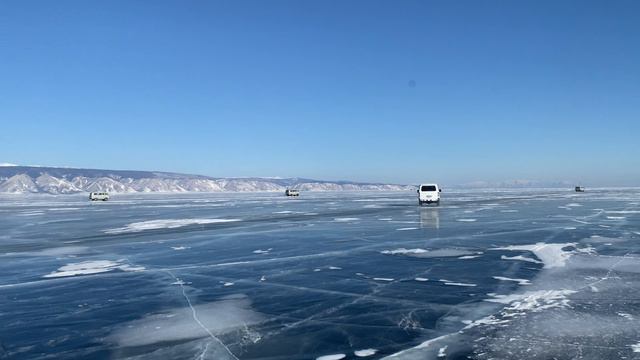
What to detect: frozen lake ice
<box><xmin>1</xmin><ymin>189</ymin><xmax>640</xmax><ymax>359</ymax></box>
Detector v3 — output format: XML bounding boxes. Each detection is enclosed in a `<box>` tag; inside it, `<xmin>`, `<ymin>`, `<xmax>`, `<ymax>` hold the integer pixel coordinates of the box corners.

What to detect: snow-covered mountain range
<box><xmin>0</xmin><ymin>166</ymin><xmax>412</xmax><ymax>194</ymax></box>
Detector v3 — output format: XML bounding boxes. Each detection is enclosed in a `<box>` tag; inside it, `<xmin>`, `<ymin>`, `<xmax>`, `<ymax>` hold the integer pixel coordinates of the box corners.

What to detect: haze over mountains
<box><xmin>0</xmin><ymin>165</ymin><xmax>412</xmax><ymax>194</ymax></box>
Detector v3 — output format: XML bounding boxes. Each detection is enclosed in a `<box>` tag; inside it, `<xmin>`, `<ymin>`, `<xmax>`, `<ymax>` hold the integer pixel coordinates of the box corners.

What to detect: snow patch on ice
<box><xmin>485</xmin><ymin>289</ymin><xmax>577</xmax><ymax>312</ymax></box>
<box><xmin>382</xmin><ymin>248</ymin><xmax>481</xmax><ymax>259</ymax></box>
<box><xmin>381</xmin><ymin>248</ymin><xmax>428</xmax><ymax>255</ymax></box>
<box><xmin>354</xmin><ymin>348</ymin><xmax>377</xmax><ymax>357</ymax></box>
<box><xmin>493</xmin><ymin>276</ymin><xmax>531</xmax><ymax>286</ymax></box>
<box><xmin>442</xmin><ymin>281</ymin><xmax>477</xmax><ymax>287</ymax></box>
<box><xmin>105</xmin><ymin>218</ymin><xmax>241</xmax><ymax>233</ymax></box>
<box><xmin>493</xmin><ymin>242</ymin><xmax>578</xmax><ymax>268</ymax></box>
<box><xmin>44</xmin><ymin>260</ymin><xmax>145</xmax><ymax>278</ymax></box>
<box><xmin>617</xmin><ymin>312</ymin><xmax>634</xmax><ymax>320</ymax></box>
<box><xmin>437</xmin><ymin>345</ymin><xmax>447</xmax><ymax>357</ymax></box>
<box><xmin>317</xmin><ymin>354</ymin><xmax>346</xmax><ymax>360</ymax></box>
<box><xmin>385</xmin><ymin>333</ymin><xmax>454</xmax><ymax>358</ymax></box>
<box><xmin>334</xmin><ymin>217</ymin><xmax>360</xmax><ymax>222</ymax></box>
<box><xmin>253</xmin><ymin>248</ymin><xmax>272</xmax><ymax>254</ymax></box>
<box><xmin>501</xmin><ymin>255</ymin><xmax>543</xmax><ymax>264</ymax></box>
<box><xmin>107</xmin><ymin>295</ymin><xmax>263</xmax><ymax>348</ymax></box>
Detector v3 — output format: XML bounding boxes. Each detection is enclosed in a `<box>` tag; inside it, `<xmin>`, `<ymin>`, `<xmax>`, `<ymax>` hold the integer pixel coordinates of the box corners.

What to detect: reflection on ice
<box><xmin>419</xmin><ymin>208</ymin><xmax>439</xmax><ymax>229</ymax></box>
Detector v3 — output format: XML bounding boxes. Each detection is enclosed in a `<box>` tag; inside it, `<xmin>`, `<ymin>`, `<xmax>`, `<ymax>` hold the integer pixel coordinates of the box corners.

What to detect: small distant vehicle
<box><xmin>575</xmin><ymin>186</ymin><xmax>585</xmax><ymax>192</ymax></box>
<box><xmin>89</xmin><ymin>192</ymin><xmax>109</xmax><ymax>201</ymax></box>
<box><xmin>418</xmin><ymin>184</ymin><xmax>441</xmax><ymax>205</ymax></box>
<box><xmin>285</xmin><ymin>189</ymin><xmax>300</xmax><ymax>197</ymax></box>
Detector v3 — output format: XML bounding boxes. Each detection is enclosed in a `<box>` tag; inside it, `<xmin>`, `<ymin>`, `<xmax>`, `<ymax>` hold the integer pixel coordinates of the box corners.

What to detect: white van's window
<box><xmin>421</xmin><ymin>185</ymin><xmax>437</xmax><ymax>191</ymax></box>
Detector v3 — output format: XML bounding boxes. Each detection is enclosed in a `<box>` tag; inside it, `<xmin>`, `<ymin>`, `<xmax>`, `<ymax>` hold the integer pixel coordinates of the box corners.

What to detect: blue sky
<box><xmin>1</xmin><ymin>1</ymin><xmax>639</xmax><ymax>185</ymax></box>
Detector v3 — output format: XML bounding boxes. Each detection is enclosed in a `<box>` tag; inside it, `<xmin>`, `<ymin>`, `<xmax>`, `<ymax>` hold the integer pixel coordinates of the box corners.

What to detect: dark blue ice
<box><xmin>1</xmin><ymin>189</ymin><xmax>639</xmax><ymax>359</ymax></box>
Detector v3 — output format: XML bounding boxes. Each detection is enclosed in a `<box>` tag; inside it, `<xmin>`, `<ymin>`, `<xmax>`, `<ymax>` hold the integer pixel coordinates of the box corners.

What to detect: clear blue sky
<box><xmin>1</xmin><ymin>1</ymin><xmax>639</xmax><ymax>185</ymax></box>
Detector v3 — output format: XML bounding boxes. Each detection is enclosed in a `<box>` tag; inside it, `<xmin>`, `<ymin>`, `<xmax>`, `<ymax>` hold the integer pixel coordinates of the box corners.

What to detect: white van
<box><xmin>417</xmin><ymin>184</ymin><xmax>441</xmax><ymax>205</ymax></box>
<box><xmin>89</xmin><ymin>192</ymin><xmax>109</xmax><ymax>201</ymax></box>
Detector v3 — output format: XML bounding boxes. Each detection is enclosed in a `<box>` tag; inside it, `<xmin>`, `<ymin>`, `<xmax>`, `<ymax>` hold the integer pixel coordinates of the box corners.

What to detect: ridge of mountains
<box><xmin>0</xmin><ymin>166</ymin><xmax>412</xmax><ymax>194</ymax></box>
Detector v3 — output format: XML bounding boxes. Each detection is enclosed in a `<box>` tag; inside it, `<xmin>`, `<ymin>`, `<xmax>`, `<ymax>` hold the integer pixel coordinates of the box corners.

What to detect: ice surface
<box><xmin>2</xmin><ymin>189</ymin><xmax>640</xmax><ymax>359</ymax></box>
